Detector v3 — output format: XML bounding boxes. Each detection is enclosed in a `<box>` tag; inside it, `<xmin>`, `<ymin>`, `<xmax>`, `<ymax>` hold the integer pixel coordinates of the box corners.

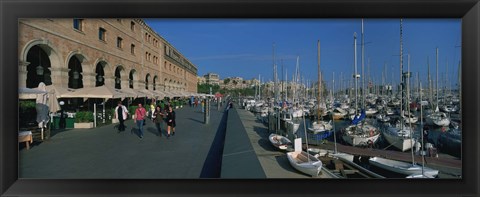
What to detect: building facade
<box><xmin>19</xmin><ymin>18</ymin><xmax>197</xmax><ymax>94</ymax></box>
<box><xmin>204</xmin><ymin>73</ymin><xmax>220</xmax><ymax>86</ymax></box>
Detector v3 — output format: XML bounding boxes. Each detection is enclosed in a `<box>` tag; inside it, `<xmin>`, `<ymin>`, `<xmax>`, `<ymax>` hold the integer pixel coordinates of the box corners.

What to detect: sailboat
<box><xmin>382</xmin><ymin>19</ymin><xmax>417</xmax><ymax>152</ymax></box>
<box><xmin>342</xmin><ymin>21</ymin><xmax>380</xmax><ymax>147</ymax></box>
<box><xmin>287</xmin><ymin>101</ymin><xmax>323</xmax><ymax>177</ymax></box>
<box><xmin>369</xmin><ymin>157</ymin><xmax>438</xmax><ymax>177</ymax></box>
<box><xmin>426</xmin><ymin>48</ymin><xmax>451</xmax><ymax>127</ymax></box>
<box><xmin>307</xmin><ymin>40</ymin><xmax>333</xmax><ymax>138</ymax></box>
<box><xmin>371</xmin><ymin>83</ymin><xmax>439</xmax><ymax>178</ymax></box>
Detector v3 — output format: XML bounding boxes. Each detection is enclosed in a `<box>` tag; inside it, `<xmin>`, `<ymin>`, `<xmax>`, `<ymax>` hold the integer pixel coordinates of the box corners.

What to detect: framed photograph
<box><xmin>1</xmin><ymin>0</ymin><xmax>479</xmax><ymax>196</ymax></box>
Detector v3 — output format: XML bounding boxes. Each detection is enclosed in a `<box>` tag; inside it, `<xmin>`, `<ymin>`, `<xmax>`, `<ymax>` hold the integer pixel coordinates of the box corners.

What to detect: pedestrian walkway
<box><xmin>19</xmin><ymin>104</ymin><xmax>224</xmax><ymax>179</ymax></box>
<box><xmin>236</xmin><ymin>108</ymin><xmax>311</xmax><ymax>178</ymax></box>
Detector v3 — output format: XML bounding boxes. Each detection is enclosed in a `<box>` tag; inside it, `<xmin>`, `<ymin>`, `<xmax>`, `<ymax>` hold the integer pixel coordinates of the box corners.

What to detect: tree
<box><xmin>197</xmin><ymin>83</ymin><xmax>220</xmax><ymax>94</ymax></box>
<box><xmin>224</xmin><ymin>78</ymin><xmax>231</xmax><ymax>84</ymax></box>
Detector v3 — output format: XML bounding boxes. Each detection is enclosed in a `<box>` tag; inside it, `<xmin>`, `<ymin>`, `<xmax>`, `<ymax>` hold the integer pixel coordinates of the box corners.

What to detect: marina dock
<box><xmin>19</xmin><ymin>103</ymin><xmax>461</xmax><ymax>179</ymax></box>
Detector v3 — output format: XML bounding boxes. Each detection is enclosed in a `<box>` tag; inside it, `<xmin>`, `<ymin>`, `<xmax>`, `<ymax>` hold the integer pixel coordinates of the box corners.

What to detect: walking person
<box><xmin>114</xmin><ymin>101</ymin><xmax>129</xmax><ymax>133</ymax></box>
<box><xmin>134</xmin><ymin>103</ymin><xmax>147</xmax><ymax>139</ymax></box>
<box><xmin>149</xmin><ymin>101</ymin><xmax>155</xmax><ymax>120</ymax></box>
<box><xmin>166</xmin><ymin>106</ymin><xmax>176</xmax><ymax>139</ymax></box>
<box><xmin>153</xmin><ymin>105</ymin><xmax>165</xmax><ymax>137</ymax></box>
<box><xmin>201</xmin><ymin>99</ymin><xmax>205</xmax><ymax>113</ymax></box>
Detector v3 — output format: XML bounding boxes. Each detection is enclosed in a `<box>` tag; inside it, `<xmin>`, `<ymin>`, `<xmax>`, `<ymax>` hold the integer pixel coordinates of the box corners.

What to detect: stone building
<box><xmin>18</xmin><ymin>18</ymin><xmax>197</xmax><ymax>94</ymax></box>
<box><xmin>204</xmin><ymin>73</ymin><xmax>220</xmax><ymax>86</ymax></box>
<box><xmin>197</xmin><ymin>76</ymin><xmax>206</xmax><ymax>85</ymax></box>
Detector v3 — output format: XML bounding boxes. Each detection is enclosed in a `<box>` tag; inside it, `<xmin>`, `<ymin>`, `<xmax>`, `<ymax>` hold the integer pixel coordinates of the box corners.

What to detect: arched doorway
<box><xmin>153</xmin><ymin>76</ymin><xmax>158</xmax><ymax>91</ymax></box>
<box><xmin>115</xmin><ymin>67</ymin><xmax>122</xmax><ymax>89</ymax></box>
<box><xmin>145</xmin><ymin>74</ymin><xmax>151</xmax><ymax>90</ymax></box>
<box><xmin>68</xmin><ymin>55</ymin><xmax>83</xmax><ymax>89</ymax></box>
<box><xmin>26</xmin><ymin>45</ymin><xmax>52</xmax><ymax>88</ymax></box>
<box><xmin>129</xmin><ymin>70</ymin><xmax>136</xmax><ymax>89</ymax></box>
<box><xmin>95</xmin><ymin>61</ymin><xmax>106</xmax><ymax>87</ymax></box>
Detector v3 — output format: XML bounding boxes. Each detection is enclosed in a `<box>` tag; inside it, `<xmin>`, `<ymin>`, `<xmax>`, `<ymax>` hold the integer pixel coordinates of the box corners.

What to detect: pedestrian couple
<box><xmin>133</xmin><ymin>103</ymin><xmax>176</xmax><ymax>139</ymax></box>
<box><xmin>151</xmin><ymin>104</ymin><xmax>177</xmax><ymax>138</ymax></box>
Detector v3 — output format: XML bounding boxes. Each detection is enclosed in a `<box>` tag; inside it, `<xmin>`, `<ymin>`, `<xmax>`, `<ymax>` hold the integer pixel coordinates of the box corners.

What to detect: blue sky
<box><xmin>145</xmin><ymin>19</ymin><xmax>461</xmax><ymax>89</ymax></box>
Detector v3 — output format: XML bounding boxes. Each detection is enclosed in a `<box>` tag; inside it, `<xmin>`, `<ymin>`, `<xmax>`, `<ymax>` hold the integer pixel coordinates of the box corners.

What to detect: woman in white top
<box><xmin>114</xmin><ymin>101</ymin><xmax>129</xmax><ymax>132</ymax></box>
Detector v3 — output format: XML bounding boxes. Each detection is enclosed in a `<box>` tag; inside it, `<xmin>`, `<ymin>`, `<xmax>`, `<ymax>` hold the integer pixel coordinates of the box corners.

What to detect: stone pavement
<box><xmin>235</xmin><ymin>108</ymin><xmax>312</xmax><ymax>178</ymax></box>
<box><xmin>19</xmin><ymin>104</ymin><xmax>225</xmax><ymax>179</ymax></box>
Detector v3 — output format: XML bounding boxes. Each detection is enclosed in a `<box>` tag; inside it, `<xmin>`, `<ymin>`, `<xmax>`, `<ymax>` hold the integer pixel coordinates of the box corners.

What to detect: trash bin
<box><xmin>65</xmin><ymin>117</ymin><xmax>74</xmax><ymax>128</ymax></box>
<box><xmin>51</xmin><ymin>116</ymin><xmax>74</xmax><ymax>129</ymax></box>
<box><xmin>52</xmin><ymin>116</ymin><xmax>60</xmax><ymax>129</ymax></box>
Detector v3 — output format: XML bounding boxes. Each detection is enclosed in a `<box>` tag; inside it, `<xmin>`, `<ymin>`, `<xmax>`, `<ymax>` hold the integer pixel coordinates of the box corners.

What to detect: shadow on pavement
<box><xmin>187</xmin><ymin>118</ymin><xmax>204</xmax><ymax>124</ymax></box>
<box><xmin>199</xmin><ymin>109</ymin><xmax>229</xmax><ymax>178</ymax></box>
<box><xmin>274</xmin><ymin>155</ymin><xmax>299</xmax><ymax>174</ymax></box>
<box><xmin>146</xmin><ymin>127</ymin><xmax>159</xmax><ymax>136</ymax></box>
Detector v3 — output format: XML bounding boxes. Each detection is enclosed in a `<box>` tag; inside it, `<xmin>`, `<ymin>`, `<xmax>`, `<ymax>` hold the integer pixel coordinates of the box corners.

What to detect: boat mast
<box><xmin>408</xmin><ymin>54</ymin><xmax>415</xmax><ymax>165</ymax></box>
<box><xmin>354</xmin><ymin>32</ymin><xmax>358</xmax><ymax>113</ymax></box>
<box><xmin>458</xmin><ymin>60</ymin><xmax>461</xmax><ymax>115</ymax></box>
<box><xmin>428</xmin><ymin>57</ymin><xmax>433</xmax><ymax>109</ymax></box>
<box><xmin>420</xmin><ymin>82</ymin><xmax>425</xmax><ymax>176</ymax></box>
<box><xmin>361</xmin><ymin>19</ymin><xmax>366</xmax><ymax>111</ymax></box>
<box><xmin>399</xmin><ymin>19</ymin><xmax>404</xmax><ymax>130</ymax></box>
<box><xmin>317</xmin><ymin>40</ymin><xmax>322</xmax><ymax>121</ymax></box>
<box><xmin>273</xmin><ymin>43</ymin><xmax>277</xmax><ymax>105</ymax></box>
<box><xmin>333</xmin><ymin>72</ymin><xmax>337</xmax><ymax>154</ymax></box>
<box><xmin>436</xmin><ymin>47</ymin><xmax>439</xmax><ymax>109</ymax></box>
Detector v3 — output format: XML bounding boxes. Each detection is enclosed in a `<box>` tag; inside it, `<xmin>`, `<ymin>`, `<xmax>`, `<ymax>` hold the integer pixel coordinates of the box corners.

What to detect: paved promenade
<box><xmin>19</xmin><ymin>105</ymin><xmax>225</xmax><ymax>179</ymax></box>
<box><xmin>236</xmin><ymin>108</ymin><xmax>317</xmax><ymax>178</ymax></box>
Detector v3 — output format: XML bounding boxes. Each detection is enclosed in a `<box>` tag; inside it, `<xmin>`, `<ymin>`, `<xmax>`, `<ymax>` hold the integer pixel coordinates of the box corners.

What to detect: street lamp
<box><xmin>73</xmin><ymin>70</ymin><xmax>80</xmax><ymax>79</ymax></box>
<box><xmin>36</xmin><ymin>49</ymin><xmax>44</xmax><ymax>75</ymax></box>
<box><xmin>97</xmin><ymin>75</ymin><xmax>104</xmax><ymax>82</ymax></box>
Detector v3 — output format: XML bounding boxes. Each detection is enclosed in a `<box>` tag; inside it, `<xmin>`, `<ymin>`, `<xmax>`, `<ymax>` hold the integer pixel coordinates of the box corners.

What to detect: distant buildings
<box><xmin>204</xmin><ymin>73</ymin><xmax>220</xmax><ymax>86</ymax></box>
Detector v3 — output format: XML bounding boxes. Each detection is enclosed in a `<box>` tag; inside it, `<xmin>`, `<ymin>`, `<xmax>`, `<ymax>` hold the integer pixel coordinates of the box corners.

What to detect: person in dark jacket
<box><xmin>166</xmin><ymin>106</ymin><xmax>176</xmax><ymax>139</ymax></box>
<box><xmin>153</xmin><ymin>105</ymin><xmax>164</xmax><ymax>137</ymax></box>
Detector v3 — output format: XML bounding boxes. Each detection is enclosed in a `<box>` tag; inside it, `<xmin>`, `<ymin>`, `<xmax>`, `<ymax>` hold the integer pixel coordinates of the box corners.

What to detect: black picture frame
<box><xmin>1</xmin><ymin>0</ymin><xmax>479</xmax><ymax>196</ymax></box>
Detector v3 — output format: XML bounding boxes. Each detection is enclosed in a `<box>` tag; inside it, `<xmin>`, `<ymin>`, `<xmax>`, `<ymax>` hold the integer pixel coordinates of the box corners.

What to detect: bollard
<box><xmin>204</xmin><ymin>99</ymin><xmax>210</xmax><ymax>124</ymax></box>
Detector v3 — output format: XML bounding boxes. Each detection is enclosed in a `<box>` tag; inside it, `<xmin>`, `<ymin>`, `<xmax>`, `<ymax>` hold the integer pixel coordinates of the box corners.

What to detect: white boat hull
<box><xmin>307</xmin><ymin>121</ymin><xmax>333</xmax><ymax>134</ymax></box>
<box><xmin>426</xmin><ymin>112</ymin><xmax>450</xmax><ymax>127</ymax></box>
<box><xmin>382</xmin><ymin>128</ymin><xmax>416</xmax><ymax>152</ymax></box>
<box><xmin>269</xmin><ymin>133</ymin><xmax>292</xmax><ymax>150</ymax></box>
<box><xmin>343</xmin><ymin>133</ymin><xmax>381</xmax><ymax>147</ymax></box>
<box><xmin>369</xmin><ymin>157</ymin><xmax>438</xmax><ymax>177</ymax></box>
<box><xmin>286</xmin><ymin>151</ymin><xmax>323</xmax><ymax>177</ymax></box>
<box><xmin>342</xmin><ymin>124</ymin><xmax>380</xmax><ymax>146</ymax></box>
<box><xmin>286</xmin><ymin>121</ymin><xmax>300</xmax><ymax>134</ymax></box>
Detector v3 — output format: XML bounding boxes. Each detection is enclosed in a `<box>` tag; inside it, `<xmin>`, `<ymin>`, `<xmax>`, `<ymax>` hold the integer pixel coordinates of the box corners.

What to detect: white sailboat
<box><xmin>342</xmin><ymin>122</ymin><xmax>380</xmax><ymax>147</ymax></box>
<box><xmin>376</xmin><ymin>113</ymin><xmax>391</xmax><ymax>122</ymax></box>
<box><xmin>368</xmin><ymin>157</ymin><xmax>438</xmax><ymax>177</ymax></box>
<box><xmin>307</xmin><ymin>40</ymin><xmax>333</xmax><ymax>138</ymax></box>
<box><xmin>426</xmin><ymin>108</ymin><xmax>450</xmax><ymax>127</ymax></box>
<box><xmin>426</xmin><ymin>48</ymin><xmax>451</xmax><ymax>127</ymax></box>
<box><xmin>382</xmin><ymin>123</ymin><xmax>416</xmax><ymax>152</ymax></box>
<box><xmin>331</xmin><ymin>107</ymin><xmax>347</xmax><ymax>120</ymax></box>
<box><xmin>286</xmin><ymin>145</ymin><xmax>323</xmax><ymax>177</ymax></box>
<box><xmin>382</xmin><ymin>19</ymin><xmax>417</xmax><ymax>152</ymax></box>
<box><xmin>342</xmin><ymin>21</ymin><xmax>380</xmax><ymax>147</ymax></box>
<box><xmin>286</xmin><ymin>96</ymin><xmax>323</xmax><ymax>177</ymax></box>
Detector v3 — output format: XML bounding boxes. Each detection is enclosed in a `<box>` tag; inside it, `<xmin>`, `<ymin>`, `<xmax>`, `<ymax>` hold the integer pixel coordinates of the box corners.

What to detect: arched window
<box><xmin>115</xmin><ymin>67</ymin><xmax>122</xmax><ymax>89</ymax></box>
<box><xmin>68</xmin><ymin>55</ymin><xmax>83</xmax><ymax>89</ymax></box>
<box><xmin>95</xmin><ymin>62</ymin><xmax>105</xmax><ymax>87</ymax></box>
<box><xmin>26</xmin><ymin>45</ymin><xmax>52</xmax><ymax>88</ymax></box>
<box><xmin>145</xmin><ymin>74</ymin><xmax>150</xmax><ymax>90</ymax></box>
<box><xmin>129</xmin><ymin>70</ymin><xmax>135</xmax><ymax>89</ymax></box>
